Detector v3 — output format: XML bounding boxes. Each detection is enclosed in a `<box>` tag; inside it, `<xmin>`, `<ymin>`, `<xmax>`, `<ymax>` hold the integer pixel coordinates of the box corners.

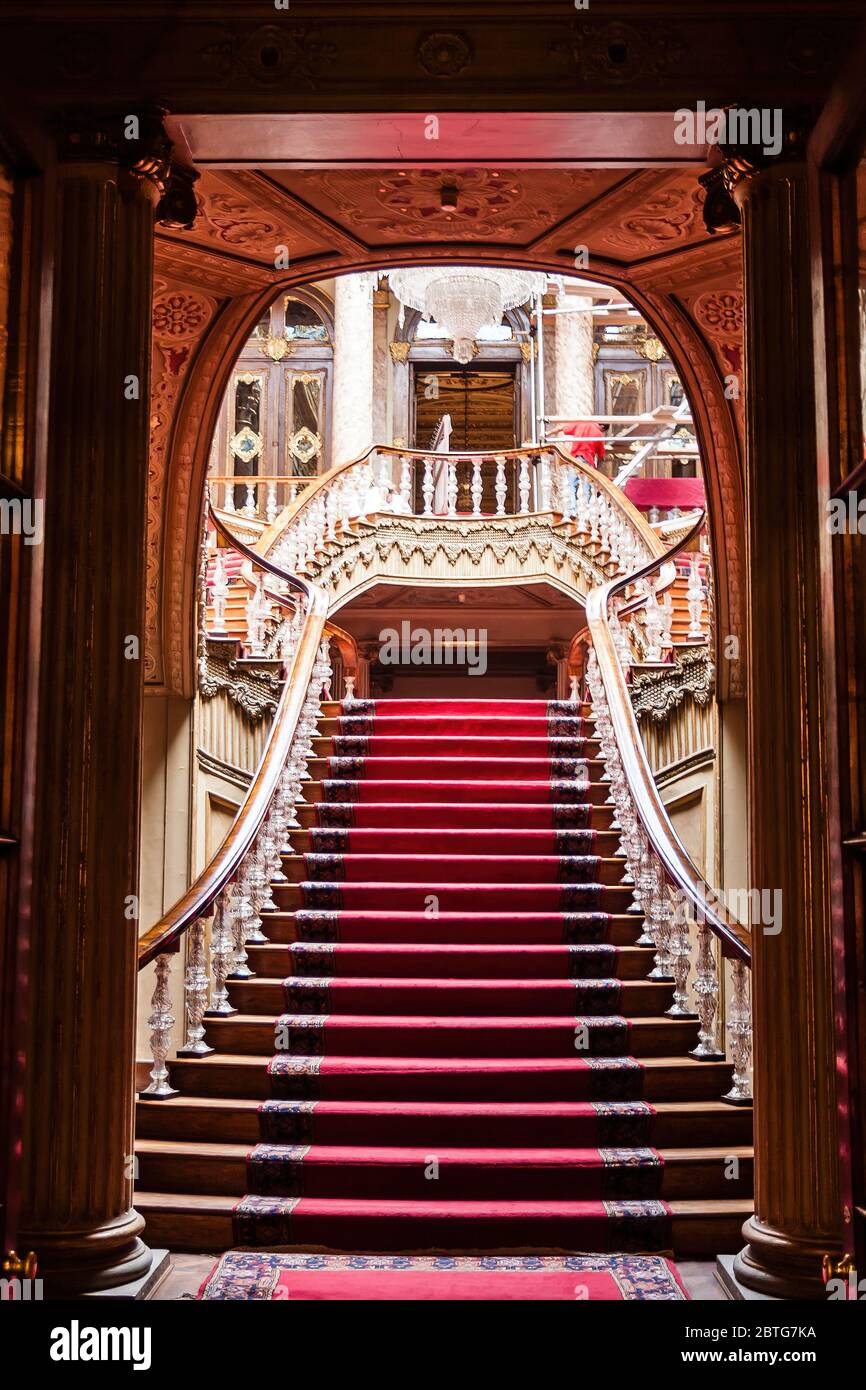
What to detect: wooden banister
<box><xmin>586</xmin><ymin>510</ymin><xmax>751</xmax><ymax>965</ymax></box>
<box><xmin>138</xmin><ymin>508</ymin><xmax>328</xmax><ymax>970</ymax></box>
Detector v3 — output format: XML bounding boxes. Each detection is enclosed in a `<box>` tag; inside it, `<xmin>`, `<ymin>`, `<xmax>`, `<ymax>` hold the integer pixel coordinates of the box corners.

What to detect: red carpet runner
<box><xmin>232</xmin><ymin>698</ymin><xmax>675</xmax><ymax>1256</ymax></box>
<box><xmin>200</xmin><ymin>1251</ymin><xmax>688</xmax><ymax>1301</ymax></box>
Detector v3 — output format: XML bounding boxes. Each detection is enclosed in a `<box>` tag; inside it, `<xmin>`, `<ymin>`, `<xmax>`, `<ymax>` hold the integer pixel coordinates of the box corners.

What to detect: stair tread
<box><xmin>139</xmin><ymin>1094</ymin><xmax>745</xmax><ymax>1115</ymax></box>
<box><xmin>136</xmin><ymin>1137</ymin><xmax>753</xmax><ymax>1163</ymax></box>
<box><xmin>135</xmin><ymin>1190</ymin><xmax>753</xmax><ymax>1217</ymax></box>
<box><xmin>162</xmin><ymin>1053</ymin><xmax>727</xmax><ymax>1071</ymax></box>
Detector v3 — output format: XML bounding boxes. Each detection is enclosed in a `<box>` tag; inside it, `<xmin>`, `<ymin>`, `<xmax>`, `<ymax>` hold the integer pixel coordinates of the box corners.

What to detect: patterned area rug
<box><xmin>198</xmin><ymin>1251</ymin><xmax>689</xmax><ymax>1301</ymax></box>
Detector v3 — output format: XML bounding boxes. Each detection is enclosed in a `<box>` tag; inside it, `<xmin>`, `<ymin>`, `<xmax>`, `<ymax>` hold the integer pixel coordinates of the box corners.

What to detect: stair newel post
<box><xmin>495</xmin><ymin>455</ymin><xmax>507</xmax><ymax>516</ymax></box>
<box><xmin>665</xmin><ymin>890</ymin><xmax>696</xmax><ymax>1019</ymax></box>
<box><xmin>689</xmin><ymin>921</ymin><xmax>724</xmax><ymax>1060</ymax></box>
<box><xmin>422</xmin><ymin>456</ymin><xmax>434</xmax><ymax>516</ymax></box>
<box><xmin>722</xmin><ymin>960</ymin><xmax>753</xmax><ymax>1105</ymax></box>
<box><xmin>471</xmin><ymin>458</ymin><xmax>483</xmax><ymax>516</ymax></box>
<box><xmin>206</xmin><ymin>892</ymin><xmax>238</xmax><ymax>1018</ymax></box>
<box><xmin>178</xmin><ymin>917</ymin><xmax>215</xmax><ymax>1057</ymax></box>
<box><xmin>518</xmin><ymin>456</ymin><xmax>531</xmax><ymax>513</ymax></box>
<box><xmin>139</xmin><ymin>953</ymin><xmax>180</xmax><ymax>1099</ymax></box>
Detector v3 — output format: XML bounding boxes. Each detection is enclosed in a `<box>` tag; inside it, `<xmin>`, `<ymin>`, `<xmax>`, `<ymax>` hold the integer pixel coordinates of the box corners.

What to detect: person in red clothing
<box><xmin>559</xmin><ymin>418</ymin><xmax>606</xmax><ymax>468</ymax></box>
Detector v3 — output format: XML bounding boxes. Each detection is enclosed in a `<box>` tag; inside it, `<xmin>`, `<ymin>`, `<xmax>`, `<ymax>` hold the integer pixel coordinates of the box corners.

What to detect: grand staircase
<box><xmin>136</xmin><ymin>695</ymin><xmax>752</xmax><ymax>1257</ymax></box>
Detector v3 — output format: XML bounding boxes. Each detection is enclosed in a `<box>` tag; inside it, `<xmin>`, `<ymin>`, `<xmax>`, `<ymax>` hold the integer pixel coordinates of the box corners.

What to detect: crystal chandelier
<box><xmin>388</xmin><ymin>266</ymin><xmax>546</xmax><ymax>364</ymax></box>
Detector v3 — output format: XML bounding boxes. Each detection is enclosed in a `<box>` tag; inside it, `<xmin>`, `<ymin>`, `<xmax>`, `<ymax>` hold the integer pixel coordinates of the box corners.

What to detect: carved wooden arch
<box><xmin>156</xmin><ymin>257</ymin><xmax>745</xmax><ymax>701</ymax></box>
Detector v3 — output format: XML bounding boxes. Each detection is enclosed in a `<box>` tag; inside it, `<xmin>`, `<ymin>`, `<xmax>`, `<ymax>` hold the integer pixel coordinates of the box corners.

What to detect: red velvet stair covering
<box><xmin>232</xmin><ymin>697</ymin><xmax>672</xmax><ymax>1254</ymax></box>
<box><xmin>199</xmin><ymin>1251</ymin><xmax>688</xmax><ymax>1301</ymax></box>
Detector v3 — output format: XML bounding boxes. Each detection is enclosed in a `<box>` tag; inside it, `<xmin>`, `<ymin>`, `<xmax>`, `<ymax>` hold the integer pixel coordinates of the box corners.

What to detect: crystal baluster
<box><xmin>471</xmin><ymin>459</ymin><xmax>483</xmax><ymax>516</ymax></box>
<box><xmin>178</xmin><ymin>917</ymin><xmax>214</xmax><ymax>1056</ymax></box>
<box><xmin>665</xmin><ymin>890</ymin><xmax>695</xmax><ymax>1017</ymax></box>
<box><xmin>722</xmin><ymin>960</ymin><xmax>753</xmax><ymax>1103</ymax></box>
<box><xmin>205</xmin><ymin>892</ymin><xmax>237</xmax><ymax>1018</ymax></box>
<box><xmin>689</xmin><ymin>922</ymin><xmax>723</xmax><ymax>1058</ymax></box>
<box><xmin>140</xmin><ymin>955</ymin><xmax>179</xmax><ymax>1098</ymax></box>
<box><xmin>495</xmin><ymin>456</ymin><xmax>507</xmax><ymax>515</ymax></box>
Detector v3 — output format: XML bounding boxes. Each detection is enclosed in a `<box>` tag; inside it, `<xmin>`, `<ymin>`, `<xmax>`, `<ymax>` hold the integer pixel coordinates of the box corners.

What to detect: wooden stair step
<box><xmin>133</xmin><ymin>1189</ymin><xmax>753</xmax><ymax>1257</ymax></box>
<box><xmin>137</xmin><ymin>1095</ymin><xmax>752</xmax><ymax>1148</ymax></box>
<box><xmin>224</xmin><ymin>976</ymin><xmax>675</xmax><ymax>1018</ymax></box>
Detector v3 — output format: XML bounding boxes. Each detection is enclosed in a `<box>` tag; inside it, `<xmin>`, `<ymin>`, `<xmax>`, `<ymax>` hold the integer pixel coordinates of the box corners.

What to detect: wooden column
<box><xmin>17</xmin><ymin>115</ymin><xmax>170</xmax><ymax>1294</ymax></box>
<box><xmin>724</xmin><ymin>142</ymin><xmax>843</xmax><ymax>1297</ymax></box>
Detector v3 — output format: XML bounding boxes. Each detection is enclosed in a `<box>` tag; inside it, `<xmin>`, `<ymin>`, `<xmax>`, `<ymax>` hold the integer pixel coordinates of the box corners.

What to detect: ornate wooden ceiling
<box><xmin>154</xmin><ymin>165</ymin><xmax>735</xmax><ymax>294</ymax></box>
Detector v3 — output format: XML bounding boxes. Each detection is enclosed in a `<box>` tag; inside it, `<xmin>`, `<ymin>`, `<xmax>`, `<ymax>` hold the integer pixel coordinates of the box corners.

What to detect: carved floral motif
<box><xmin>153</xmin><ymin>291</ymin><xmax>211</xmax><ymax>343</ymax></box>
<box><xmin>550</xmin><ymin>20</ymin><xmax>686</xmax><ymax>85</ymax></box>
<box><xmin>199</xmin><ymin>650</ymin><xmax>283</xmax><ymax>722</ymax></box>
<box><xmin>199</xmin><ymin>24</ymin><xmax>337</xmax><ymax>90</ymax></box>
<box><xmin>630</xmin><ymin>648</ymin><xmax>715</xmax><ymax>724</ymax></box>
<box><xmin>693</xmin><ymin>290</ymin><xmax>744</xmax><ymax>340</ymax></box>
<box><xmin>416</xmin><ymin>31</ymin><xmax>473</xmax><ymax>78</ymax></box>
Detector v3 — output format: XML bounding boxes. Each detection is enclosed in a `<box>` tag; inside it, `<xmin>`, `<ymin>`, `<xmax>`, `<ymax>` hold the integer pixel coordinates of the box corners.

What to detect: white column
<box><xmin>554</xmin><ymin>293</ymin><xmax>595</xmax><ymax>419</ymax></box>
<box><xmin>333</xmin><ymin>271</ymin><xmax>376</xmax><ymax>465</ymax></box>
<box><xmin>372</xmin><ymin>282</ymin><xmax>390</xmax><ymax>444</ymax></box>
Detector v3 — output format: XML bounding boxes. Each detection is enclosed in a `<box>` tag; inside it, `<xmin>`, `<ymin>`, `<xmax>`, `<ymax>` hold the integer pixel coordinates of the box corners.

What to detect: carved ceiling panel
<box><xmin>267</xmin><ymin>168</ymin><xmax>626</xmax><ymax>247</ymax></box>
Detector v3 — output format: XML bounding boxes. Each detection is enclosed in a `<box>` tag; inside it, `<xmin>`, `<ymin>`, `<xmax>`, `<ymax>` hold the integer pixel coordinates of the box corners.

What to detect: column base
<box><xmin>20</xmin><ymin>1206</ymin><xmax>153</xmax><ymax>1298</ymax></box>
<box><xmin>715</xmin><ymin>1255</ymin><xmax>779</xmax><ymax>1300</ymax></box>
<box><xmin>732</xmin><ymin>1215</ymin><xmax>839</xmax><ymax>1300</ymax></box>
<box><xmin>80</xmin><ymin>1249</ymin><xmax>171</xmax><ymax>1301</ymax></box>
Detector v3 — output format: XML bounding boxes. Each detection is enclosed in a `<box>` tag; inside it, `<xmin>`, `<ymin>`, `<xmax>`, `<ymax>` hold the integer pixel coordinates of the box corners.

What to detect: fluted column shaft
<box><xmin>732</xmin><ymin>160</ymin><xmax>841</xmax><ymax>1297</ymax></box>
<box><xmin>17</xmin><ymin>148</ymin><xmax>162</xmax><ymax>1293</ymax></box>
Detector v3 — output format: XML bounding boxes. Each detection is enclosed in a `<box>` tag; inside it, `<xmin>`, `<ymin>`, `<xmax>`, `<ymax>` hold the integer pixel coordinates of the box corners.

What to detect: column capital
<box><xmin>56</xmin><ymin>106</ymin><xmax>174</xmax><ymax>200</ymax></box>
<box><xmin>700</xmin><ymin>107</ymin><xmax>815</xmax><ymax>234</ymax></box>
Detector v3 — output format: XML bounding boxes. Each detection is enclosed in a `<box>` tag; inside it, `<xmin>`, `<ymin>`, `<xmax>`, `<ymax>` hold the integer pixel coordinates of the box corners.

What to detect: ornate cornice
<box><xmin>630</xmin><ymin>646</ymin><xmax>715</xmax><ymax>724</ymax></box>
<box><xmin>199</xmin><ymin>648</ymin><xmax>282</xmax><ymax>722</ymax></box>
<box><xmin>57</xmin><ymin>107</ymin><xmax>173</xmax><ymax>198</ymax></box>
<box><xmin>701</xmin><ymin>107</ymin><xmax>815</xmax><ymax>235</ymax></box>
<box><xmin>293</xmin><ymin>512</ymin><xmax>619</xmax><ymax>613</ymax></box>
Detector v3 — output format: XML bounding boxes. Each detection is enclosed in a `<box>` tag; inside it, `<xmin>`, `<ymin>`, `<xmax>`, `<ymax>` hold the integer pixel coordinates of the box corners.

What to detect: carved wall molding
<box><xmin>199</xmin><ymin>648</ymin><xmax>282</xmax><ymax>722</ymax></box>
<box><xmin>195</xmin><ymin>747</ymin><xmax>254</xmax><ymax>792</ymax></box>
<box><xmin>296</xmin><ymin>513</ymin><xmax>614</xmax><ymax>616</ymax></box>
<box><xmin>630</xmin><ymin>647</ymin><xmax>715</xmax><ymax>724</ymax></box>
<box><xmin>146</xmin><ymin>279</ymin><xmax>218</xmax><ymax>684</ymax></box>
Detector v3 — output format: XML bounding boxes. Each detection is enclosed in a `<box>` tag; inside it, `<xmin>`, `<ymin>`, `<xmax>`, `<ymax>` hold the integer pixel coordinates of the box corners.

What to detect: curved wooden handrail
<box><xmin>256</xmin><ymin>441</ymin><xmax>665</xmax><ymax>566</ymax></box>
<box><xmin>586</xmin><ymin>510</ymin><xmax>751</xmax><ymax>965</ymax></box>
<box><xmin>138</xmin><ymin>508</ymin><xmax>328</xmax><ymax>970</ymax></box>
